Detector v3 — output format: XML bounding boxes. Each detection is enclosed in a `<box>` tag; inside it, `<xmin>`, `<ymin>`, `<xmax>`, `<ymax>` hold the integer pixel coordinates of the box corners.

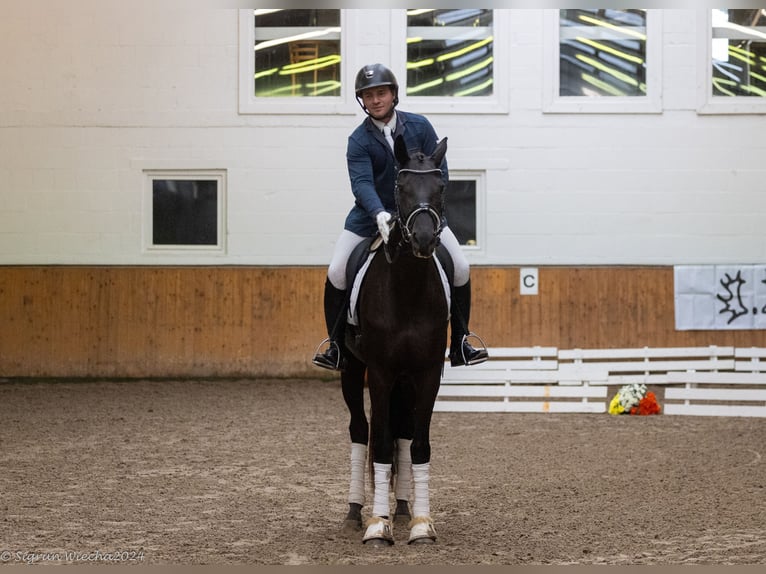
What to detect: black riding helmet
<box><xmin>354</xmin><ymin>63</ymin><xmax>399</xmax><ymax>115</ymax></box>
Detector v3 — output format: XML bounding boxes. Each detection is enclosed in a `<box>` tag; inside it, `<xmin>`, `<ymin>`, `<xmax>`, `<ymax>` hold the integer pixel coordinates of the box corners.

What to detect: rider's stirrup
<box><xmin>453</xmin><ymin>332</ymin><xmax>489</xmax><ymax>367</ymax></box>
<box><xmin>312</xmin><ymin>338</ymin><xmax>344</xmax><ymax>371</ymax></box>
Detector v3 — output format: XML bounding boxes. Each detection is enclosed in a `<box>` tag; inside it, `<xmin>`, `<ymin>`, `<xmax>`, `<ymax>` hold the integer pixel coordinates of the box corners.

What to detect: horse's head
<box><xmin>393</xmin><ymin>135</ymin><xmax>448</xmax><ymax>259</ymax></box>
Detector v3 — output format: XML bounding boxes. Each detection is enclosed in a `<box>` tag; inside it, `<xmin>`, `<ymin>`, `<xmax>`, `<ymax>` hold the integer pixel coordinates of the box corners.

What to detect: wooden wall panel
<box><xmin>1</xmin><ymin>266</ymin><xmax>764</xmax><ymax>379</ymax></box>
<box><xmin>471</xmin><ymin>266</ymin><xmax>766</xmax><ymax>349</ymax></box>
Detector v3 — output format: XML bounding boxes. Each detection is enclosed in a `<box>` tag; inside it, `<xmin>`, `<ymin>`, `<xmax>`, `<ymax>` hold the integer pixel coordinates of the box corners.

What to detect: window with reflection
<box><xmin>559</xmin><ymin>9</ymin><xmax>647</xmax><ymax>97</ymax></box>
<box><xmin>253</xmin><ymin>9</ymin><xmax>341</xmax><ymax>97</ymax></box>
<box><xmin>711</xmin><ymin>9</ymin><xmax>766</xmax><ymax>98</ymax></box>
<box><xmin>406</xmin><ymin>9</ymin><xmax>494</xmax><ymax>97</ymax></box>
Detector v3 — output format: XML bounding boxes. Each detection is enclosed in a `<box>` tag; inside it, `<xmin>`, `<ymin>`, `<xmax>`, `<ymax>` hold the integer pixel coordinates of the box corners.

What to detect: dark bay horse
<box><xmin>340</xmin><ymin>135</ymin><xmax>450</xmax><ymax>546</ymax></box>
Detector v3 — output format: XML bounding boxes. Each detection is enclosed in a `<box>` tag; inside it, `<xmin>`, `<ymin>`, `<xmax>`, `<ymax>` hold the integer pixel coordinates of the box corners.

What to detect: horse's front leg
<box><xmin>407</xmin><ymin>365</ymin><xmax>442</xmax><ymax>545</ymax></box>
<box><xmin>362</xmin><ymin>369</ymin><xmax>395</xmax><ymax>546</ymax></box>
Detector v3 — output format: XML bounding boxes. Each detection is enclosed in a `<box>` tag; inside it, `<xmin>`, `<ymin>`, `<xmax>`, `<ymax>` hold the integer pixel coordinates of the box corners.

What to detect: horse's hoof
<box><xmin>340</xmin><ymin>518</ymin><xmax>363</xmax><ymax>538</ymax></box>
<box><xmin>409</xmin><ymin>536</ymin><xmax>436</xmax><ymax>545</ymax></box>
<box><xmin>362</xmin><ymin>517</ymin><xmax>394</xmax><ymax>546</ymax></box>
<box><xmin>408</xmin><ymin>516</ymin><xmax>437</xmax><ymax>545</ymax></box>
<box><xmin>364</xmin><ymin>538</ymin><xmax>393</xmax><ymax>548</ymax></box>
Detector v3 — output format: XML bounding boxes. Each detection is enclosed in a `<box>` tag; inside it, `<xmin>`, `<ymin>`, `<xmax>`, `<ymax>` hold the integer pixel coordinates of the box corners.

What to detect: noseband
<box><xmin>394</xmin><ymin>168</ymin><xmax>445</xmax><ymax>245</ymax></box>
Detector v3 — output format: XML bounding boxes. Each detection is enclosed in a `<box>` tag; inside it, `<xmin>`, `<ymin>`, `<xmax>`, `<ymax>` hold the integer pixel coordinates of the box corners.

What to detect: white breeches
<box><xmin>327</xmin><ymin>227</ymin><xmax>469</xmax><ymax>290</ymax></box>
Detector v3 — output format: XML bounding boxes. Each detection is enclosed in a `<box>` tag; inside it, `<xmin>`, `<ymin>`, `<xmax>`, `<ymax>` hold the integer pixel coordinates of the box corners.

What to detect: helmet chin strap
<box><xmin>355</xmin><ymin>98</ymin><xmax>397</xmax><ymax>122</ymax></box>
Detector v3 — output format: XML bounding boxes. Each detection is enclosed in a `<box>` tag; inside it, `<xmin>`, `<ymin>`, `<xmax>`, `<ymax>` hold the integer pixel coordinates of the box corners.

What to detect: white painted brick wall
<box><xmin>0</xmin><ymin>5</ymin><xmax>764</xmax><ymax>265</ymax></box>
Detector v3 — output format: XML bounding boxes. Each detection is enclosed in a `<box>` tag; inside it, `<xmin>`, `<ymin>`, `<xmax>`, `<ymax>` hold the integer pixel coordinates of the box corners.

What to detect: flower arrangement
<box><xmin>608</xmin><ymin>383</ymin><xmax>661</xmax><ymax>416</ymax></box>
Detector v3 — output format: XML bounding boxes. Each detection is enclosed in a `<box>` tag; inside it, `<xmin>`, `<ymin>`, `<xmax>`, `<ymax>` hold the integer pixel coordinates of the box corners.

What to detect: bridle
<box><xmin>393</xmin><ymin>167</ymin><xmax>445</xmax><ymax>246</ymax></box>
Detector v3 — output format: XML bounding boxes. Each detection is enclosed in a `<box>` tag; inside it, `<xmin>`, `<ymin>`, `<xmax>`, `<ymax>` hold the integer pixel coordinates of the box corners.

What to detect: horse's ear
<box><xmin>394</xmin><ymin>134</ymin><xmax>409</xmax><ymax>165</ymax></box>
<box><xmin>431</xmin><ymin>137</ymin><xmax>448</xmax><ymax>166</ymax></box>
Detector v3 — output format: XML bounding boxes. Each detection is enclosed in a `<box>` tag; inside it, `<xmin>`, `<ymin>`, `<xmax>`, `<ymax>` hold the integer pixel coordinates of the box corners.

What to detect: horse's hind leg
<box><xmin>390</xmin><ymin>382</ymin><xmax>414</xmax><ymax>527</ymax></box>
<box><xmin>393</xmin><ymin>438</ymin><xmax>412</xmax><ymax>527</ymax></box>
<box><xmin>340</xmin><ymin>446</ymin><xmax>366</xmax><ymax>537</ymax></box>
<box><xmin>340</xmin><ymin>355</ymin><xmax>368</xmax><ymax>536</ymax></box>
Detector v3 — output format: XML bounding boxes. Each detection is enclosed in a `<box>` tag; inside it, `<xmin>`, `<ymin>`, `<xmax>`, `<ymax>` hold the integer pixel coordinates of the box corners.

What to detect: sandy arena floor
<box><xmin>0</xmin><ymin>378</ymin><xmax>764</xmax><ymax>566</ymax></box>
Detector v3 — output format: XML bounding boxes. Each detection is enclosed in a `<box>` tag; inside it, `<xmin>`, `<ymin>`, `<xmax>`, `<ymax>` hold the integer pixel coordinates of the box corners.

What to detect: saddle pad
<box><xmin>347</xmin><ymin>253</ymin><xmax>451</xmax><ymax>326</ymax></box>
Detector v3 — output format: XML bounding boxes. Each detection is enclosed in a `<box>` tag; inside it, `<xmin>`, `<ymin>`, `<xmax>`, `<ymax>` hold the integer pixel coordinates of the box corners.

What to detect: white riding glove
<box><xmin>376</xmin><ymin>211</ymin><xmax>392</xmax><ymax>244</ymax></box>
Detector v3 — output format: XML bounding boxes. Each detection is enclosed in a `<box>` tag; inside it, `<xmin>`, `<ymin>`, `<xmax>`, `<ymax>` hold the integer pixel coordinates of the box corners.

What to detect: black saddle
<box><xmin>345</xmin><ymin>235</ymin><xmax>454</xmax><ymax>326</ymax></box>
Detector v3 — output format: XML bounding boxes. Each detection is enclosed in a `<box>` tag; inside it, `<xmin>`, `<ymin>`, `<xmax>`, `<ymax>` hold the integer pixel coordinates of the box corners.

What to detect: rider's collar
<box><xmin>370</xmin><ymin>111</ymin><xmax>397</xmax><ymax>134</ymax></box>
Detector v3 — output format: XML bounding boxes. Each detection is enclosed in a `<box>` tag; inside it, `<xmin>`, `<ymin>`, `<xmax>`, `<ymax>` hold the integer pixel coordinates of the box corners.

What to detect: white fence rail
<box><xmin>435</xmin><ymin>346</ymin><xmax>766</xmax><ymax>417</ymax></box>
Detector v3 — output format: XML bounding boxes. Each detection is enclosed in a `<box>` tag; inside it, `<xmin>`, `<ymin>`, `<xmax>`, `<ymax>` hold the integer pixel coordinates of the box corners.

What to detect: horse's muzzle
<box><xmin>410</xmin><ymin>233</ymin><xmax>440</xmax><ymax>259</ymax></box>
<box><xmin>403</xmin><ymin>205</ymin><xmax>442</xmax><ymax>259</ymax></box>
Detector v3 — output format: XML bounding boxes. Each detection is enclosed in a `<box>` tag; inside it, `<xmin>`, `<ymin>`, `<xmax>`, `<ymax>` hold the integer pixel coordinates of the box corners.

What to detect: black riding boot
<box><xmin>448</xmin><ymin>280</ymin><xmax>489</xmax><ymax>367</ymax></box>
<box><xmin>312</xmin><ymin>278</ymin><xmax>348</xmax><ymax>371</ymax></box>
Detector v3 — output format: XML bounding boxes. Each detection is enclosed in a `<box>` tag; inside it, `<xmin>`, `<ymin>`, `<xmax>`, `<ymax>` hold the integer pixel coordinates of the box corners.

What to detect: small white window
<box><xmin>698</xmin><ymin>8</ymin><xmax>766</xmax><ymax>114</ymax></box>
<box><xmin>543</xmin><ymin>9</ymin><xmax>662</xmax><ymax>113</ymax></box>
<box><xmin>445</xmin><ymin>171</ymin><xmax>485</xmax><ymax>252</ymax></box>
<box><xmin>143</xmin><ymin>170</ymin><xmax>226</xmax><ymax>254</ymax></box>
<box><xmin>392</xmin><ymin>9</ymin><xmax>509</xmax><ymax>114</ymax></box>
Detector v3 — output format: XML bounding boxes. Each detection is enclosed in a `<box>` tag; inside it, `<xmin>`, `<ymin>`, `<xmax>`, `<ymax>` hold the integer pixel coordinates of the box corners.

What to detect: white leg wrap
<box><xmin>412</xmin><ymin>462</ymin><xmax>431</xmax><ymax>518</ymax></box>
<box><xmin>348</xmin><ymin>442</ymin><xmax>366</xmax><ymax>506</ymax></box>
<box><xmin>395</xmin><ymin>438</ymin><xmax>413</xmax><ymax>502</ymax></box>
<box><xmin>372</xmin><ymin>463</ymin><xmax>392</xmax><ymax>517</ymax></box>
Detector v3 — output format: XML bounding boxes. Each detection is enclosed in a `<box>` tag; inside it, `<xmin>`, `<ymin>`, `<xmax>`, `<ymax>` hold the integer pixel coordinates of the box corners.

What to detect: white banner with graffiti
<box><xmin>674</xmin><ymin>265</ymin><xmax>766</xmax><ymax>330</ymax></box>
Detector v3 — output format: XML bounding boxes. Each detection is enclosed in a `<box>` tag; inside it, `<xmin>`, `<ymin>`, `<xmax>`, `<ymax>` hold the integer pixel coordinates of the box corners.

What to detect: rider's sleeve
<box><xmin>347</xmin><ymin>136</ymin><xmax>386</xmax><ymax>217</ymax></box>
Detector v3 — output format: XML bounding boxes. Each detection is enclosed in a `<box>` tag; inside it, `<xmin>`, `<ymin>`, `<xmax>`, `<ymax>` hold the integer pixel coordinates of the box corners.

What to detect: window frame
<box><xmin>446</xmin><ymin>170</ymin><xmax>486</xmax><ymax>254</ymax></box>
<box><xmin>143</xmin><ymin>169</ymin><xmax>227</xmax><ymax>255</ymax></box>
<box><xmin>697</xmin><ymin>8</ymin><xmax>766</xmax><ymax>115</ymax></box>
<box><xmin>391</xmin><ymin>9</ymin><xmax>510</xmax><ymax>115</ymax></box>
<box><xmin>543</xmin><ymin>9</ymin><xmax>663</xmax><ymax>114</ymax></box>
<box><xmin>238</xmin><ymin>9</ymin><xmax>356</xmax><ymax>115</ymax></box>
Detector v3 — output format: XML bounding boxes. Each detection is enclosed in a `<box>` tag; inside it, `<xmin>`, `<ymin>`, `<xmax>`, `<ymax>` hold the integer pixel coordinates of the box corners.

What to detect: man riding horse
<box><xmin>312</xmin><ymin>63</ymin><xmax>488</xmax><ymax>371</ymax></box>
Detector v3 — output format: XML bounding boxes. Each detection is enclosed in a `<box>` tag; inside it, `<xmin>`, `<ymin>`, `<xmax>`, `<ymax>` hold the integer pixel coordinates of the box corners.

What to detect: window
<box><xmin>543</xmin><ymin>9</ymin><xmax>662</xmax><ymax>113</ymax></box>
<box><xmin>405</xmin><ymin>9</ymin><xmax>494</xmax><ymax>97</ymax></box>
<box><xmin>239</xmin><ymin>9</ymin><xmax>353</xmax><ymax>114</ymax></box>
<box><xmin>253</xmin><ymin>9</ymin><xmax>340</xmax><ymax>97</ymax></box>
<box><xmin>699</xmin><ymin>8</ymin><xmax>766</xmax><ymax>114</ymax></box>
<box><xmin>144</xmin><ymin>170</ymin><xmax>226</xmax><ymax>253</ymax></box>
<box><xmin>393</xmin><ymin>9</ymin><xmax>509</xmax><ymax>114</ymax></box>
<box><xmin>445</xmin><ymin>172</ymin><xmax>484</xmax><ymax>250</ymax></box>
